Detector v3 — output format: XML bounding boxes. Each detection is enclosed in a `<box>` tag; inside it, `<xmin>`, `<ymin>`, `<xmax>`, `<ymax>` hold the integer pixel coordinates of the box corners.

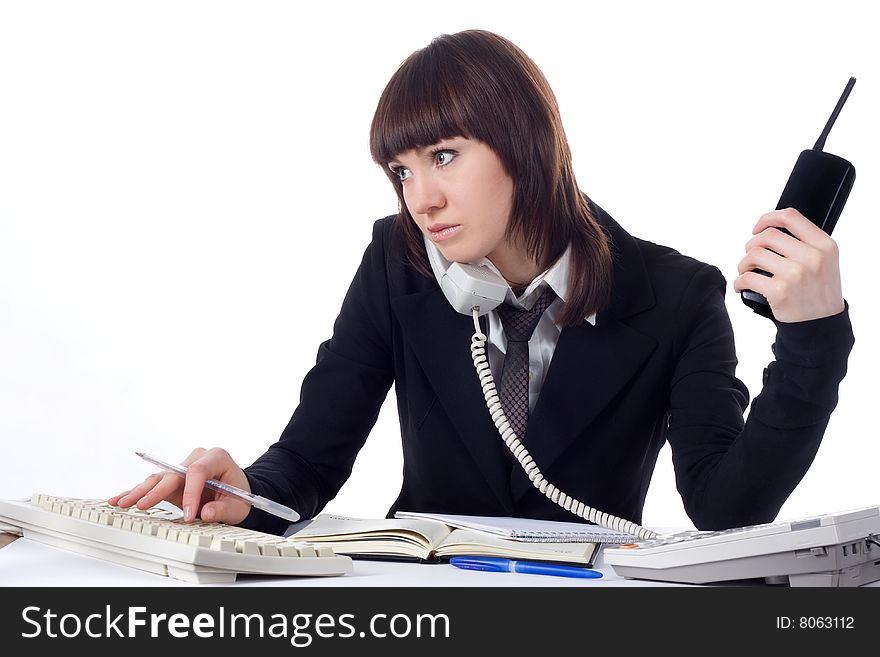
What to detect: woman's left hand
<box><xmin>733</xmin><ymin>208</ymin><xmax>845</xmax><ymax>323</ymax></box>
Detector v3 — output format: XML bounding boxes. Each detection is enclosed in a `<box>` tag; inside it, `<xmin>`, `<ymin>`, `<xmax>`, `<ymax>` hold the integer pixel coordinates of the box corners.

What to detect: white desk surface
<box><xmin>0</xmin><ymin>536</ymin><xmax>683</xmax><ymax>587</ymax></box>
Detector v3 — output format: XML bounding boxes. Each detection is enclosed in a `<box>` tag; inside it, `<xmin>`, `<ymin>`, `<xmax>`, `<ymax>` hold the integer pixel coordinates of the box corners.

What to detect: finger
<box><xmin>180</xmin><ymin>447</ymin><xmax>208</xmax><ymax>468</ymax></box>
<box><xmin>199</xmin><ymin>498</ymin><xmax>248</xmax><ymax>524</ymax></box>
<box><xmin>107</xmin><ymin>489</ymin><xmax>133</xmax><ymax>506</ymax></box>
<box><xmin>133</xmin><ymin>472</ymin><xmax>187</xmax><ymax>511</ymax></box>
<box><xmin>171</xmin><ymin>447</ymin><xmax>209</xmax><ymax>521</ymax></box>
<box><xmin>113</xmin><ymin>473</ymin><xmax>164</xmax><ymax>508</ymax></box>
<box><xmin>745</xmin><ymin>226</ymin><xmax>812</xmax><ymax>262</ymax></box>
<box><xmin>733</xmin><ymin>270</ymin><xmax>779</xmax><ymax>297</ymax></box>
<box><xmin>737</xmin><ymin>246</ymin><xmax>787</xmax><ymax>277</ymax></box>
<box><xmin>753</xmin><ymin>208</ymin><xmax>828</xmax><ymax>247</ymax></box>
<box><xmin>181</xmin><ymin>459</ymin><xmax>213</xmax><ymax>522</ymax></box>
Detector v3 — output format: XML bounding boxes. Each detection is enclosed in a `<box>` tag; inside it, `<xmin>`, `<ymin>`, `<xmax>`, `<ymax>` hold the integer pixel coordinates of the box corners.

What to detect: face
<box><xmin>388</xmin><ymin>137</ymin><xmax>521</xmax><ymax>270</ymax></box>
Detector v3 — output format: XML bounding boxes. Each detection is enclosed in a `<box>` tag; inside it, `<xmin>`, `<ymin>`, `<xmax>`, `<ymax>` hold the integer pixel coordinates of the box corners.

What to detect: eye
<box><xmin>390</xmin><ymin>166</ymin><xmax>412</xmax><ymax>183</ymax></box>
<box><xmin>434</xmin><ymin>150</ymin><xmax>457</xmax><ymax>167</ymax></box>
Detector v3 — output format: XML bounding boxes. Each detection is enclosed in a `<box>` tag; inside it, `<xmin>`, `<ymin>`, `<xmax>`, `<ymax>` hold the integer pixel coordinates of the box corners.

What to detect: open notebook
<box><xmin>289</xmin><ymin>513</ymin><xmax>638</xmax><ymax>565</ymax></box>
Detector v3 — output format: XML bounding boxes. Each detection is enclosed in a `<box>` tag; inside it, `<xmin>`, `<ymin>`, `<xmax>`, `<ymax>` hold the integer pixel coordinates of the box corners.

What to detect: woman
<box><xmin>110</xmin><ymin>30</ymin><xmax>853</xmax><ymax>534</ymax></box>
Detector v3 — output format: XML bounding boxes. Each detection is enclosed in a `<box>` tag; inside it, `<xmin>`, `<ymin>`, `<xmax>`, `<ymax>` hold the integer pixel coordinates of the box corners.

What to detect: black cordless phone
<box><xmin>741</xmin><ymin>77</ymin><xmax>856</xmax><ymax>319</ymax></box>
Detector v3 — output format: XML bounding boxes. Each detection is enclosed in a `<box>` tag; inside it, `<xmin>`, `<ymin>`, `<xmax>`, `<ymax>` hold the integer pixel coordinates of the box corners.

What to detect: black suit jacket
<box><xmin>242</xmin><ymin>204</ymin><xmax>854</xmax><ymax>534</ymax></box>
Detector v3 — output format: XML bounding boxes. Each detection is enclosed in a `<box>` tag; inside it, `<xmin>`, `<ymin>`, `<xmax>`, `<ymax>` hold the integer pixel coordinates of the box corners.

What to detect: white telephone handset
<box><xmin>425</xmin><ymin>239</ymin><xmax>657</xmax><ymax>540</ymax></box>
<box><xmin>431</xmin><ymin>260</ymin><xmax>508</xmax><ymax>317</ymax></box>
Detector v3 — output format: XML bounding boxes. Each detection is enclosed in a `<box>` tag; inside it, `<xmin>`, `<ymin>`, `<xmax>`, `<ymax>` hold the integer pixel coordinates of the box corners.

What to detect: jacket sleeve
<box><xmin>665</xmin><ymin>264</ymin><xmax>854</xmax><ymax>530</ymax></box>
<box><xmin>238</xmin><ymin>219</ymin><xmax>396</xmax><ymax>534</ymax></box>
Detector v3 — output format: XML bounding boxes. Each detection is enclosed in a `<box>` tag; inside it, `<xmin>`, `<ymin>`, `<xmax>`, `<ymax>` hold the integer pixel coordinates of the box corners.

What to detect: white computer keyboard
<box><xmin>603</xmin><ymin>505</ymin><xmax>880</xmax><ymax>587</ymax></box>
<box><xmin>0</xmin><ymin>494</ymin><xmax>352</xmax><ymax>583</ymax></box>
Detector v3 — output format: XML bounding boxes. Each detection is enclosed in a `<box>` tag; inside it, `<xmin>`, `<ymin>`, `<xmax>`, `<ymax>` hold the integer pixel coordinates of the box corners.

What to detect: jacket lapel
<box><xmin>510</xmin><ymin>206</ymin><xmax>659</xmax><ymax>500</ymax></box>
<box><xmin>510</xmin><ymin>316</ymin><xmax>657</xmax><ymax>500</ymax></box>
<box><xmin>393</xmin><ymin>288</ymin><xmax>516</xmax><ymax>513</ymax></box>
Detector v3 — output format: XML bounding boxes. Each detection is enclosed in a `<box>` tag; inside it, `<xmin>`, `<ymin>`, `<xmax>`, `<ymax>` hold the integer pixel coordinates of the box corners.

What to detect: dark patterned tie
<box><xmin>496</xmin><ymin>286</ymin><xmax>557</xmax><ymax>441</ymax></box>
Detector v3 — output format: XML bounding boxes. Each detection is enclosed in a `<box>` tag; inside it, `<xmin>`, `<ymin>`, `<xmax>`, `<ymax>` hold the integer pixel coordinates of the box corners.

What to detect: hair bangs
<box><xmin>370</xmin><ymin>47</ymin><xmax>475</xmax><ymax>166</ymax></box>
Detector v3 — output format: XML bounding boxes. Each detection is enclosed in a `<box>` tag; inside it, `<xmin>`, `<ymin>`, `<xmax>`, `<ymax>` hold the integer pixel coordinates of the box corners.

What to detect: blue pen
<box><xmin>449</xmin><ymin>556</ymin><xmax>602</xmax><ymax>579</ymax></box>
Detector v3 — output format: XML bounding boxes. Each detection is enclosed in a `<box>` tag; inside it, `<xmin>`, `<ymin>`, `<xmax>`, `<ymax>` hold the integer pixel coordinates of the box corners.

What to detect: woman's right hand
<box><xmin>108</xmin><ymin>447</ymin><xmax>252</xmax><ymax>524</ymax></box>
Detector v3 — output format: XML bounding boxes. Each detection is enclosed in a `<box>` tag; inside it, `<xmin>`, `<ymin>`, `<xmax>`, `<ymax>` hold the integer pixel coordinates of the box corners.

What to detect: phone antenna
<box><xmin>813</xmin><ymin>76</ymin><xmax>856</xmax><ymax>151</ymax></box>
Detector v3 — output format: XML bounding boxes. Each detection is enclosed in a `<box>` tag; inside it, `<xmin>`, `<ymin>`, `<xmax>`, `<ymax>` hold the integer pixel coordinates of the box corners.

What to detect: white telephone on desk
<box><xmin>424</xmin><ymin>239</ymin><xmax>657</xmax><ymax>541</ymax></box>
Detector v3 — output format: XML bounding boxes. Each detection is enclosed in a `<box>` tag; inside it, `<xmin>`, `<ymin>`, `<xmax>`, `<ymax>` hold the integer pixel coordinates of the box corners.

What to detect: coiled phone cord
<box><xmin>470</xmin><ymin>309</ymin><xmax>659</xmax><ymax>541</ymax></box>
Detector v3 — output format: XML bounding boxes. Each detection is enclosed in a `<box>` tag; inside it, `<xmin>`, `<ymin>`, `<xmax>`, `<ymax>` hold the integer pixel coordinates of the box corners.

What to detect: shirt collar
<box><xmin>425</xmin><ymin>240</ymin><xmax>596</xmax><ymax>325</ymax></box>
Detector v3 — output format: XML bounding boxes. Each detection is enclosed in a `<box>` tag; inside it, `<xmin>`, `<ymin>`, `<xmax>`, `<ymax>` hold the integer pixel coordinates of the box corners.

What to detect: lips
<box><xmin>428</xmin><ymin>224</ymin><xmax>462</xmax><ymax>242</ymax></box>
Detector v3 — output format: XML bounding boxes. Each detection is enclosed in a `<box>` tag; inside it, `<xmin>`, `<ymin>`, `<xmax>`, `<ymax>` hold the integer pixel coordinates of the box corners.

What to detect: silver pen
<box><xmin>135</xmin><ymin>451</ymin><xmax>300</xmax><ymax>522</ymax></box>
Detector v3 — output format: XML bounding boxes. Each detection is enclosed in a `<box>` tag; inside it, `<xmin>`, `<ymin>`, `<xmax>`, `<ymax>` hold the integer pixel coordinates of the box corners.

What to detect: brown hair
<box><xmin>369</xmin><ymin>29</ymin><xmax>611</xmax><ymax>325</ymax></box>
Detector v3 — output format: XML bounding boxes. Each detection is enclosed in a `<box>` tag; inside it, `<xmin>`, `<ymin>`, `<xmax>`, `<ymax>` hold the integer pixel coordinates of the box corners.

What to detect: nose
<box><xmin>404</xmin><ymin>173</ymin><xmax>446</xmax><ymax>216</ymax></box>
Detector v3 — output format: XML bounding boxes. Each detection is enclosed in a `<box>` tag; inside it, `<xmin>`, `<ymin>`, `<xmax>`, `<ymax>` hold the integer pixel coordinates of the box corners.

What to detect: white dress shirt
<box><xmin>426</xmin><ymin>241</ymin><xmax>596</xmax><ymax>411</ymax></box>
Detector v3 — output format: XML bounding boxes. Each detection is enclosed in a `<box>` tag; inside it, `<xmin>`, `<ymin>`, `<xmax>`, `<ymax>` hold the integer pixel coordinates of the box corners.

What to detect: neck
<box><xmin>488</xmin><ymin>243</ymin><xmax>541</xmax><ymax>294</ymax></box>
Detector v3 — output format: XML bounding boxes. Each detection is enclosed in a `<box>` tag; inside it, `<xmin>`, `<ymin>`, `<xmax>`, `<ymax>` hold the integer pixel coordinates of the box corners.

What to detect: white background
<box><xmin>1</xmin><ymin>0</ymin><xmax>876</xmax><ymax>530</ymax></box>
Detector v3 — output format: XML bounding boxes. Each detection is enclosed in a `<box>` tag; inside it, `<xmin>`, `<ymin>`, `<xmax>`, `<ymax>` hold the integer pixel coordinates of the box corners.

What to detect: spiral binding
<box><xmin>470</xmin><ymin>308</ymin><xmax>659</xmax><ymax>541</ymax></box>
<box><xmin>506</xmin><ymin>530</ymin><xmax>639</xmax><ymax>544</ymax></box>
